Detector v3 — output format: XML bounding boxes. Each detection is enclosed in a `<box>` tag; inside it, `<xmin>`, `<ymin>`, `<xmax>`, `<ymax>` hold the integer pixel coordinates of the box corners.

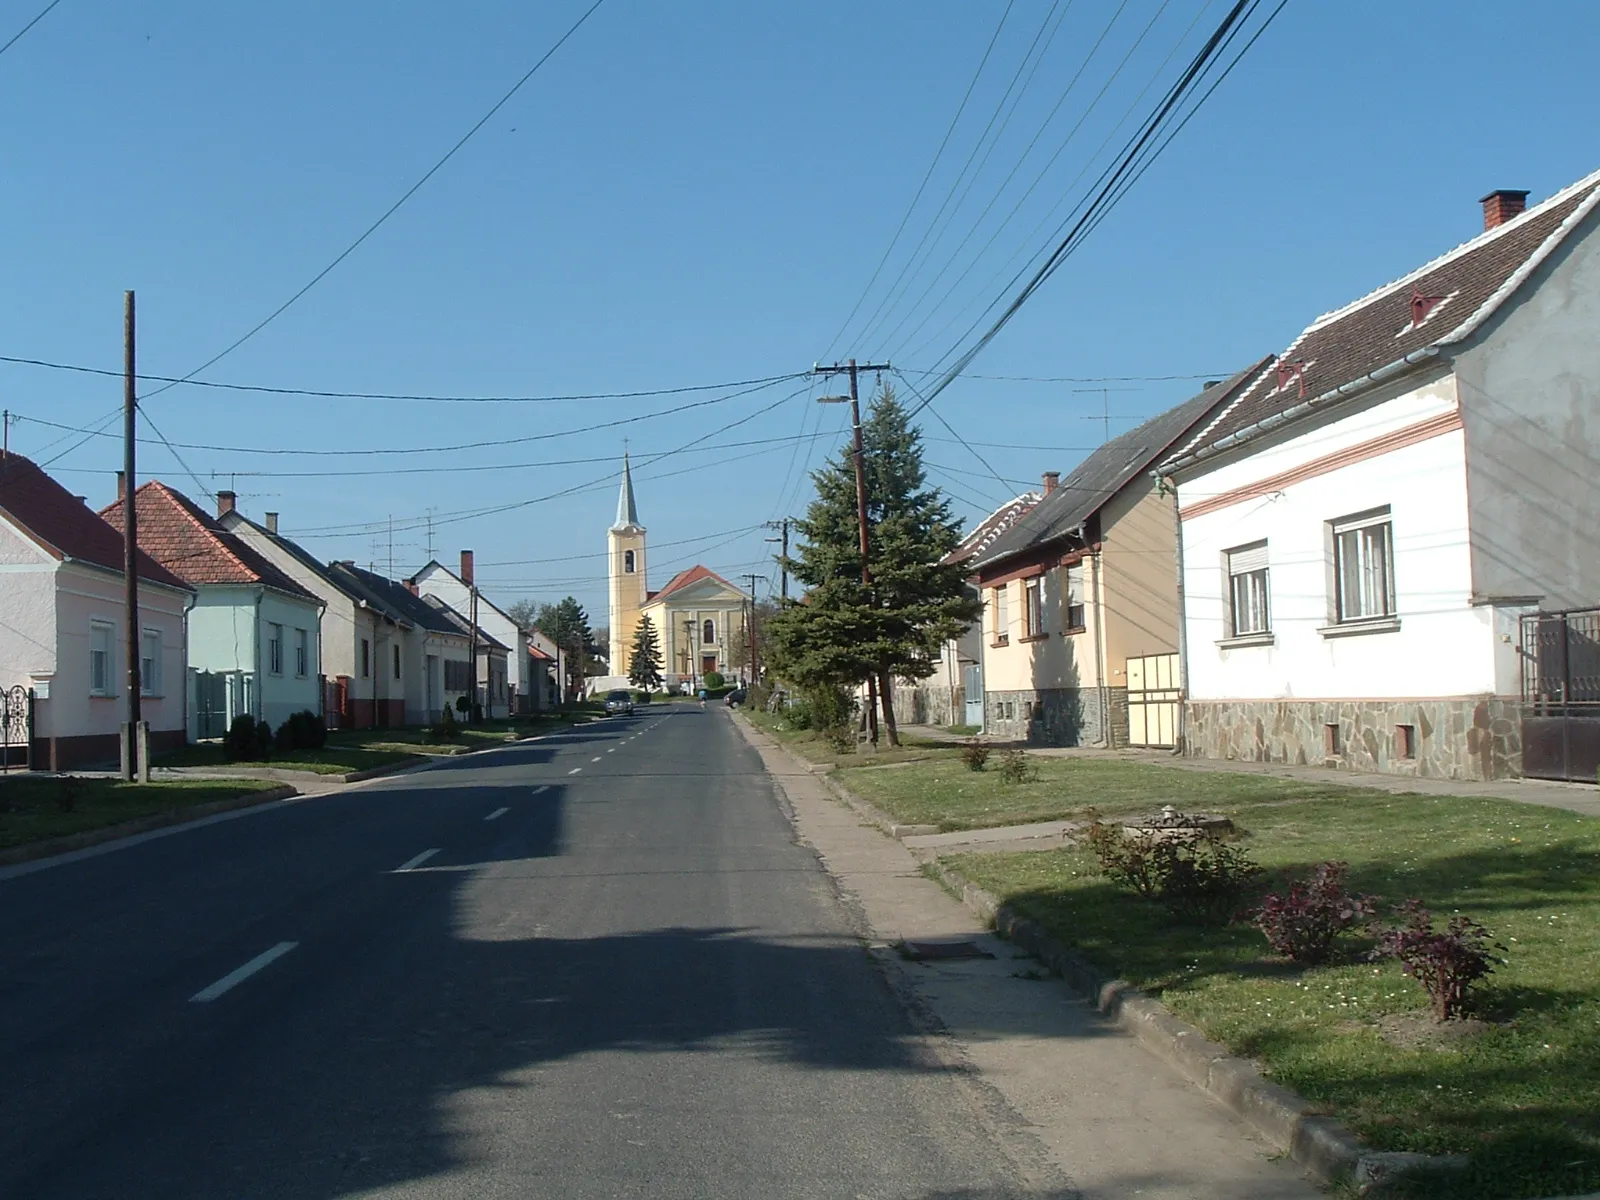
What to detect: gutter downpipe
<box><xmin>253</xmin><ymin>587</ymin><xmax>264</xmax><ymax>723</ymax></box>
<box><xmin>1163</xmin><ymin>475</ymin><xmax>1189</xmax><ymax>756</ymax></box>
<box><xmin>1077</xmin><ymin>522</ymin><xmax>1111</xmax><ymax>748</ymax></box>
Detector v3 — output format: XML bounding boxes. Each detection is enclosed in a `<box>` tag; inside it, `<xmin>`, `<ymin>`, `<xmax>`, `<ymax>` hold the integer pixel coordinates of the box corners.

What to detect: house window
<box><xmin>624</xmin><ymin>549</ymin><xmax>635</xmax><ymax>574</ymax></box>
<box><xmin>90</xmin><ymin>621</ymin><xmax>114</xmax><ymax>696</ymax></box>
<box><xmin>268</xmin><ymin>623</ymin><xmax>284</xmax><ymax>675</ymax></box>
<box><xmin>1324</xmin><ymin>723</ymin><xmax>1342</xmax><ymax>757</ymax></box>
<box><xmin>360</xmin><ymin>638</ymin><xmax>371</xmax><ymax>678</ymax></box>
<box><xmin>393</xmin><ymin>644</ymin><xmax>402</xmax><ymax>680</ymax></box>
<box><xmin>1226</xmin><ymin>541</ymin><xmax>1271</xmax><ymax>636</ymax></box>
<box><xmin>444</xmin><ymin>659</ymin><xmax>471</xmax><ymax>691</ymax></box>
<box><xmin>1023</xmin><ymin>576</ymin><xmax>1045</xmax><ymax>638</ymax></box>
<box><xmin>1064</xmin><ymin>563</ymin><xmax>1086</xmax><ymax>631</ymax></box>
<box><xmin>295</xmin><ymin>629</ymin><xmax>309</xmax><ymax>677</ymax></box>
<box><xmin>992</xmin><ymin>585</ymin><xmax>1009</xmax><ymax>645</ymax></box>
<box><xmin>1332</xmin><ymin>509</ymin><xmax>1396</xmax><ymax>622</ymax></box>
<box><xmin>703</xmin><ymin>619</ymin><xmax>715</xmax><ymax>644</ymax></box>
<box><xmin>1396</xmin><ymin>724</ymin><xmax>1416</xmax><ymax>760</ymax></box>
<box><xmin>141</xmin><ymin>629</ymin><xmax>162</xmax><ymax>696</ymax></box>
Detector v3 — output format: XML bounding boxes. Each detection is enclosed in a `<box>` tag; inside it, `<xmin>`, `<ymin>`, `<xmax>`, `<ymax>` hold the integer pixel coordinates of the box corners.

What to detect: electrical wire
<box><xmin>138</xmin><ymin>0</ymin><xmax>608</xmax><ymax>402</ymax></box>
<box><xmin>0</xmin><ymin>0</ymin><xmax>62</xmax><ymax>60</ymax></box>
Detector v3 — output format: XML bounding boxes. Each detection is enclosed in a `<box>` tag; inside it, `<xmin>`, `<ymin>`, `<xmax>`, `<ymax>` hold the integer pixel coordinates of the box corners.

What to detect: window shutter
<box><xmin>1227</xmin><ymin>542</ymin><xmax>1268</xmax><ymax>575</ymax></box>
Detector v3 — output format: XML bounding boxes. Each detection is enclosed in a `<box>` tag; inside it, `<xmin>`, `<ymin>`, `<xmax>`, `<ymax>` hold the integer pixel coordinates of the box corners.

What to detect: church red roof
<box><xmin>649</xmin><ymin>564</ymin><xmax>738</xmax><ymax>603</ymax></box>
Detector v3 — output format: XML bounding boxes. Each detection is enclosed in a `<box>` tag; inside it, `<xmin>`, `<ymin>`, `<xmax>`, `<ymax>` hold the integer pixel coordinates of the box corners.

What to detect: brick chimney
<box><xmin>459</xmin><ymin>549</ymin><xmax>474</xmax><ymax>585</ymax></box>
<box><xmin>216</xmin><ymin>489</ymin><xmax>236</xmax><ymax>517</ymax></box>
<box><xmin>1480</xmin><ymin>189</ymin><xmax>1529</xmax><ymax>231</ymax></box>
<box><xmin>1042</xmin><ymin>471</ymin><xmax>1059</xmax><ymax>496</ymax></box>
<box><xmin>404</xmin><ymin>579</ymin><xmax>419</xmax><ymax>596</ymax></box>
<box><xmin>116</xmin><ymin>470</ymin><xmax>127</xmax><ymax>502</ymax></box>
<box><xmin>264</xmin><ymin>512</ymin><xmax>278</xmax><ymax>534</ymax></box>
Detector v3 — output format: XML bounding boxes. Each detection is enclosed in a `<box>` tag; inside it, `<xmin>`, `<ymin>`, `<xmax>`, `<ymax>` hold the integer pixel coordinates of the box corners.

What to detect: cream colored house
<box><xmin>967</xmin><ymin>369</ymin><xmax>1263</xmax><ymax>747</ymax></box>
<box><xmin>598</xmin><ymin>455</ymin><xmax>746</xmax><ymax>692</ymax></box>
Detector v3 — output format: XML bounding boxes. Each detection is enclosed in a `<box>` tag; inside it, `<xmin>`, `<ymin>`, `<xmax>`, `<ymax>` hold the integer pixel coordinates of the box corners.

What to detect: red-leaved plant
<box><xmin>1368</xmin><ymin>900</ymin><xmax>1506</xmax><ymax>1021</ymax></box>
<box><xmin>1250</xmin><ymin>861</ymin><xmax>1378</xmax><ymax>965</ymax></box>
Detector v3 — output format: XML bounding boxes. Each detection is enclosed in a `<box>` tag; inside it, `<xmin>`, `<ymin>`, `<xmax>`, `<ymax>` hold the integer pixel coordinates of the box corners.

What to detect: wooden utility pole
<box><xmin>123</xmin><ymin>291</ymin><xmax>142</xmax><ymax>780</ymax></box>
<box><xmin>765</xmin><ymin>519</ymin><xmax>790</xmax><ymax>600</ymax></box>
<box><xmin>740</xmin><ymin>573</ymin><xmax>761</xmax><ymax>685</ymax></box>
<box><xmin>812</xmin><ymin>358</ymin><xmax>892</xmax><ymax>745</ymax></box>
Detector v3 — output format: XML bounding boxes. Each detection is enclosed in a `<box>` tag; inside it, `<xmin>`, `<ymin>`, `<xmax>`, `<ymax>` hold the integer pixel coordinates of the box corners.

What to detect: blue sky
<box><xmin>3</xmin><ymin>0</ymin><xmax>1596</xmax><ymax>627</ymax></box>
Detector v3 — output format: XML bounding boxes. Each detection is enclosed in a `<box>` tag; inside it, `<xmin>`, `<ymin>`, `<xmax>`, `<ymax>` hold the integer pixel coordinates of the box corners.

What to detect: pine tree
<box><xmin>766</xmin><ymin>383</ymin><xmax>979</xmax><ymax>746</ymax></box>
<box><xmin>627</xmin><ymin>615</ymin><xmax>664</xmax><ymax>693</ymax></box>
<box><xmin>535</xmin><ymin>597</ymin><xmax>600</xmax><ymax>701</ymax></box>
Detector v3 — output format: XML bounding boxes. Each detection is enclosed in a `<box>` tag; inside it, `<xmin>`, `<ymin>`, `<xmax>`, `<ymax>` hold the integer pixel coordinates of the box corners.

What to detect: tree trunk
<box><xmin>877</xmin><ymin>668</ymin><xmax>901</xmax><ymax>747</ymax></box>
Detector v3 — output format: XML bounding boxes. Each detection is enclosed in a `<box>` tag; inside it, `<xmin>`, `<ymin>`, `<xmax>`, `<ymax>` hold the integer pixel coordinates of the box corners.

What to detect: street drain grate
<box><xmin>899</xmin><ymin>939</ymin><xmax>994</xmax><ymax>961</ymax></box>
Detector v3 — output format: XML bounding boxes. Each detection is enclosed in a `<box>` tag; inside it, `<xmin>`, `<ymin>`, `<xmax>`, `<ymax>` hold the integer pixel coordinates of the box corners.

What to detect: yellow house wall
<box><xmin>1097</xmin><ymin>476</ymin><xmax>1182</xmax><ymax>678</ymax></box>
<box><xmin>980</xmin><ymin>571</ymin><xmax>1101</xmax><ymax>692</ymax></box>
<box><xmin>607</xmin><ymin>527</ymin><xmax>647</xmax><ymax>671</ymax></box>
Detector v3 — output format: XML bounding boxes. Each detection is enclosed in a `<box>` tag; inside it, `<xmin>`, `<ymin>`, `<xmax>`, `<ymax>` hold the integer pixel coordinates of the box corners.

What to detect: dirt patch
<box><xmin>1375</xmin><ymin>1012</ymin><xmax>1491</xmax><ymax>1051</ymax></box>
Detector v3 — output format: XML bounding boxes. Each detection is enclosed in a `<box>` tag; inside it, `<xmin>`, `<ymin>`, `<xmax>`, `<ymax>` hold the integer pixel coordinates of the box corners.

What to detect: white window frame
<box><xmin>90</xmin><ymin>620</ymin><xmax>115</xmax><ymax>697</ymax></box>
<box><xmin>1225</xmin><ymin>541</ymin><xmax>1271</xmax><ymax>638</ymax></box>
<box><xmin>992</xmin><ymin>584</ymin><xmax>1010</xmax><ymax>645</ymax></box>
<box><xmin>1331</xmin><ymin>509</ymin><xmax>1396</xmax><ymax>623</ymax></box>
<box><xmin>140</xmin><ymin>627</ymin><xmax>163</xmax><ymax>697</ymax></box>
<box><xmin>295</xmin><ymin>628</ymin><xmax>309</xmax><ymax>677</ymax></box>
<box><xmin>268</xmin><ymin>623</ymin><xmax>284</xmax><ymax>675</ymax></box>
<box><xmin>1022</xmin><ymin>575</ymin><xmax>1045</xmax><ymax>638</ymax></box>
<box><xmin>1064</xmin><ymin>563</ymin><xmax>1086</xmax><ymax>632</ymax></box>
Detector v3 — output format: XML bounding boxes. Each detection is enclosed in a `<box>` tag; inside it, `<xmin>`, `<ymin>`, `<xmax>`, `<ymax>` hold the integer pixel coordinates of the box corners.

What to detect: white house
<box><xmin>101</xmin><ymin>482</ymin><xmax>323</xmax><ymax>740</ymax></box>
<box><xmin>411</xmin><ymin>550</ymin><xmax>533</xmax><ymax>714</ymax></box>
<box><xmin>1160</xmin><ymin>172</ymin><xmax>1600</xmax><ymax>782</ymax></box>
<box><xmin>221</xmin><ymin>503</ymin><xmax>413</xmax><ymax>728</ymax></box>
<box><xmin>420</xmin><ymin>592</ymin><xmax>510</xmax><ymax>720</ymax></box>
<box><xmin>0</xmin><ymin>454</ymin><xmax>191</xmax><ymax>769</ymax></box>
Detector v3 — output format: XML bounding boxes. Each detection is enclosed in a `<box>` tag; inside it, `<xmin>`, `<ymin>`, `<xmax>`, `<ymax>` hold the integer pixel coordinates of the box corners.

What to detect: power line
<box><xmin>905</xmin><ymin>368</ymin><xmax>1228</xmax><ymax>383</ymax></box>
<box><xmin>138</xmin><ymin>0</ymin><xmax>608</xmax><ymax>402</ymax></box>
<box><xmin>0</xmin><ymin>353</ymin><xmax>802</xmax><ymax>405</ymax></box>
<box><xmin>820</xmin><ymin>0</ymin><xmax>1016</xmax><ymax>360</ymax></box>
<box><xmin>0</xmin><ymin>0</ymin><xmax>62</xmax><ymax>60</ymax></box>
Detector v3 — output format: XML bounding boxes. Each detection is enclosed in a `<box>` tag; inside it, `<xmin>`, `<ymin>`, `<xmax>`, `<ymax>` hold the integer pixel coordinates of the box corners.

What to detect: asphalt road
<box><xmin>0</xmin><ymin>706</ymin><xmax>1043</xmax><ymax>1199</ymax></box>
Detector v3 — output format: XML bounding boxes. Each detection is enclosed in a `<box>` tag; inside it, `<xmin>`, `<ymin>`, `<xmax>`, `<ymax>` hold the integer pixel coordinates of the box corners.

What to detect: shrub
<box><xmin>703</xmin><ymin>670</ymin><xmax>725</xmax><ymax>690</ymax></box>
<box><xmin>274</xmin><ymin>719</ymin><xmax>296</xmax><ymax>753</ymax></box>
<box><xmin>1369</xmin><ymin>900</ymin><xmax>1506</xmax><ymax>1021</ymax></box>
<box><xmin>1251</xmin><ymin>861</ymin><xmax>1379</xmax><ymax>965</ymax></box>
<box><xmin>1085</xmin><ymin>810</ymin><xmax>1164</xmax><ymax>899</ymax></box>
<box><xmin>430</xmin><ymin>703</ymin><xmax>459</xmax><ymax>743</ymax></box>
<box><xmin>226</xmin><ymin>714</ymin><xmax>259</xmax><ymax>761</ymax></box>
<box><xmin>996</xmin><ymin>747</ymin><xmax>1036</xmax><ymax>784</ymax></box>
<box><xmin>454</xmin><ymin>695</ymin><xmax>471</xmax><ymax>717</ymax></box>
<box><xmin>1155</xmin><ymin>833</ymin><xmax>1262</xmax><ymax>924</ymax></box>
<box><xmin>285</xmin><ymin>709</ymin><xmax>326</xmax><ymax>750</ymax></box>
<box><xmin>55</xmin><ymin>774</ymin><xmax>81</xmax><ymax>812</ymax></box>
<box><xmin>823</xmin><ymin>723</ymin><xmax>855</xmax><ymax>753</ymax></box>
<box><xmin>253</xmin><ymin>717</ymin><xmax>274</xmax><ymax>760</ymax></box>
<box><xmin>961</xmin><ymin>737</ymin><xmax>990</xmax><ymax>772</ymax></box>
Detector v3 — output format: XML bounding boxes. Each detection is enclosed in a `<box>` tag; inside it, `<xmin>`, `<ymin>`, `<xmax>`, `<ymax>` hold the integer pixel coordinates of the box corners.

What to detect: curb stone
<box><xmin>342</xmin><ymin>756</ymin><xmax>431</xmax><ymax>783</ymax></box>
<box><xmin>0</xmin><ymin>783</ymin><xmax>299</xmax><ymax>868</ymax></box>
<box><xmin>923</xmin><ymin>857</ymin><xmax>1470</xmax><ymax>1194</ymax></box>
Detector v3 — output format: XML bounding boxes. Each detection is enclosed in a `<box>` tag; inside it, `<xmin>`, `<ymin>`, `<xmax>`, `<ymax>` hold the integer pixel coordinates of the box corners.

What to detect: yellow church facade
<box><xmin>601</xmin><ymin>456</ymin><xmax>748</xmax><ymax>692</ymax></box>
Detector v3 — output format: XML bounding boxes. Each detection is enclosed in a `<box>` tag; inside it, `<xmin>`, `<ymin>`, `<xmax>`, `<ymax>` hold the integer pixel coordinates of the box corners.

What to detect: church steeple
<box><xmin>612</xmin><ymin>453</ymin><xmax>640</xmax><ymax>531</ymax></box>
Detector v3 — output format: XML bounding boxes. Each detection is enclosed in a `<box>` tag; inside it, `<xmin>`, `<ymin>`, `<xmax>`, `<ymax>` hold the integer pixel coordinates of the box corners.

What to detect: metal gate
<box><xmin>963</xmin><ymin>664</ymin><xmax>984</xmax><ymax>728</ymax></box>
<box><xmin>1127</xmin><ymin>653</ymin><xmax>1180</xmax><ymax>748</ymax></box>
<box><xmin>193</xmin><ymin>670</ymin><xmax>230</xmax><ymax>740</ymax></box>
<box><xmin>1520</xmin><ymin>607</ymin><xmax>1600</xmax><ymax>782</ymax></box>
<box><xmin>1</xmin><ymin>684</ymin><xmax>33</xmax><ymax>770</ymax></box>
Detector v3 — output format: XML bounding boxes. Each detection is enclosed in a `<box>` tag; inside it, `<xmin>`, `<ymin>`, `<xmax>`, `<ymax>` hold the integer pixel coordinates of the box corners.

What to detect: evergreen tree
<box><xmin>627</xmin><ymin>615</ymin><xmax>664</xmax><ymax>693</ymax></box>
<box><xmin>766</xmin><ymin>383</ymin><xmax>979</xmax><ymax>745</ymax></box>
<box><xmin>534</xmin><ymin>597</ymin><xmax>600</xmax><ymax>701</ymax></box>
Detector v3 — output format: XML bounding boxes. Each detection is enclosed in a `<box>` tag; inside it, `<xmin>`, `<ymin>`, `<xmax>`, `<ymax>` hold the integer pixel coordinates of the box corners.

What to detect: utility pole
<box><xmin>765</xmin><ymin>519</ymin><xmax>790</xmax><ymax>600</ymax></box>
<box><xmin>740</xmin><ymin>573</ymin><xmax>761</xmax><ymax>685</ymax></box>
<box><xmin>813</xmin><ymin>358</ymin><xmax>891</xmax><ymax>745</ymax></box>
<box><xmin>122</xmin><ymin>291</ymin><xmax>142</xmax><ymax>781</ymax></box>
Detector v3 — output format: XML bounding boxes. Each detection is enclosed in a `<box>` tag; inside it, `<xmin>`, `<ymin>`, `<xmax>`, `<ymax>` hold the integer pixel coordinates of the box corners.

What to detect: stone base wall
<box><xmin>892</xmin><ymin>681</ymin><xmax>961</xmax><ymax>728</ymax></box>
<box><xmin>985</xmin><ymin>688</ymin><xmax>1124</xmax><ymax>747</ymax></box>
<box><xmin>1107</xmin><ymin>686</ymin><xmax>1130</xmax><ymax>749</ymax></box>
<box><xmin>1183</xmin><ymin>696</ymin><xmax>1523</xmax><ymax>780</ymax></box>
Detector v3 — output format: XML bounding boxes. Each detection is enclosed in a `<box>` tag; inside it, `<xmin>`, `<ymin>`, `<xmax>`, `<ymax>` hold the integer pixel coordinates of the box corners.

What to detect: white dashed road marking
<box><xmin>568</xmin><ymin>768</ymin><xmax>582</xmax><ymax>775</ymax></box>
<box><xmin>190</xmin><ymin>942</ymin><xmax>298</xmax><ymax>1003</ymax></box>
<box><xmin>395</xmin><ymin>849</ymin><xmax>440</xmax><ymax>872</ymax></box>
<box><xmin>591</xmin><ymin>756</ymin><xmax>602</xmax><ymax>762</ymax></box>
<box><xmin>484</xmin><ymin>807</ymin><xmax>509</xmax><ymax>822</ymax></box>
<box><xmin>530</xmin><ymin>785</ymin><xmax>549</xmax><ymax>795</ymax></box>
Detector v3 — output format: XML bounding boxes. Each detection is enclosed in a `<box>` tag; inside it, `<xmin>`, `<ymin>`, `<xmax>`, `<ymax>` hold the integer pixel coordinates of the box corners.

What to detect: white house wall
<box><xmin>413</xmin><ymin>564</ymin><xmax>531</xmax><ymax>703</ymax></box>
<box><xmin>0</xmin><ymin>519</ymin><xmax>59</xmax><ymax>691</ymax></box>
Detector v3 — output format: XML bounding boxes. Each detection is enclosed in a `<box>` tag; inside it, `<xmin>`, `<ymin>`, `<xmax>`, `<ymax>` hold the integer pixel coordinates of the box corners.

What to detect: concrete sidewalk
<box><xmin>735</xmin><ymin>714</ymin><xmax>1321</xmax><ymax>1200</ymax></box>
<box><xmin>899</xmin><ymin>724</ymin><xmax>1600</xmax><ymax>819</ymax></box>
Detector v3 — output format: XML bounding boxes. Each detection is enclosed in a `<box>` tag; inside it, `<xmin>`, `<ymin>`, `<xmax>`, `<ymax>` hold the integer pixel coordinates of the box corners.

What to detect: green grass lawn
<box><xmin>155</xmin><ymin>737</ymin><xmax>422</xmax><ymax>775</ymax></box>
<box><xmin>837</xmin><ymin>753</ymin><xmax>1394</xmax><ymax>831</ymax></box>
<box><xmin>941</xmin><ymin>784</ymin><xmax>1600</xmax><ymax>1198</ymax></box>
<box><xmin>743</xmin><ymin>709</ymin><xmax>959</xmax><ymax>769</ymax></box>
<box><xmin>0</xmin><ymin>776</ymin><xmax>285</xmax><ymax>850</ymax></box>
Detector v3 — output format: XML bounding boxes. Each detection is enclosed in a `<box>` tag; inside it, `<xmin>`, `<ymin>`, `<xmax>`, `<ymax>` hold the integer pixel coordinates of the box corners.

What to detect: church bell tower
<box><xmin>607</xmin><ymin>454</ymin><xmax>647</xmax><ymax>675</ymax></box>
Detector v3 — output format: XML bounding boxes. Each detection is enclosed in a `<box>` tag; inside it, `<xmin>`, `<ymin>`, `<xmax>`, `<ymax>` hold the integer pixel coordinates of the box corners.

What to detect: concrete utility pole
<box><xmin>765</xmin><ymin>519</ymin><xmax>790</xmax><ymax>600</ymax></box>
<box><xmin>740</xmin><ymin>573</ymin><xmax>761</xmax><ymax>685</ymax></box>
<box><xmin>122</xmin><ymin>290</ymin><xmax>143</xmax><ymax>781</ymax></box>
<box><xmin>812</xmin><ymin>359</ymin><xmax>891</xmax><ymax>745</ymax></box>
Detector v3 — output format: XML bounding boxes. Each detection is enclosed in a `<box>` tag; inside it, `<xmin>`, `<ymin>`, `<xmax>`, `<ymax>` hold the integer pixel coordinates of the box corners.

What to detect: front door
<box><xmin>701</xmin><ymin>654</ymin><xmax>717</xmax><ymax>676</ymax></box>
<box><xmin>963</xmin><ymin>665</ymin><xmax>984</xmax><ymax>728</ymax></box>
<box><xmin>1127</xmin><ymin>653</ymin><xmax>1181</xmax><ymax>748</ymax></box>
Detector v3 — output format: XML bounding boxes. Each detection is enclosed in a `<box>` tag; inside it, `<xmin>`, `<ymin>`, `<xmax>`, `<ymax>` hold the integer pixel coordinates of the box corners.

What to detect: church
<box><xmin>596</xmin><ymin>455</ymin><xmax>749</xmax><ymax>693</ymax></box>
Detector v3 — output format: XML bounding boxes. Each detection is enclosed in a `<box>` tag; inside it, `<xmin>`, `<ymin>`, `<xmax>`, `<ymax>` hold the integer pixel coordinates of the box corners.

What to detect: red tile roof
<box><xmin>100</xmin><ymin>482</ymin><xmax>317</xmax><ymax>600</ymax></box>
<box><xmin>1170</xmin><ymin>168</ymin><xmax>1600</xmax><ymax>465</ymax></box>
<box><xmin>0</xmin><ymin>453</ymin><xmax>190</xmax><ymax>591</ymax></box>
<box><xmin>649</xmin><ymin>564</ymin><xmax>739</xmax><ymax>603</ymax></box>
<box><xmin>528</xmin><ymin>644</ymin><xmax>554</xmax><ymax>661</ymax></box>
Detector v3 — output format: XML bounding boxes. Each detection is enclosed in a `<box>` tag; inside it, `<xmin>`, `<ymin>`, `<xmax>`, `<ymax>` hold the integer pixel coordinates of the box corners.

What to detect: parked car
<box><xmin>603</xmin><ymin>689</ymin><xmax>634</xmax><ymax>716</ymax></box>
<box><xmin>724</xmin><ymin>688</ymin><xmax>747</xmax><ymax>708</ymax></box>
